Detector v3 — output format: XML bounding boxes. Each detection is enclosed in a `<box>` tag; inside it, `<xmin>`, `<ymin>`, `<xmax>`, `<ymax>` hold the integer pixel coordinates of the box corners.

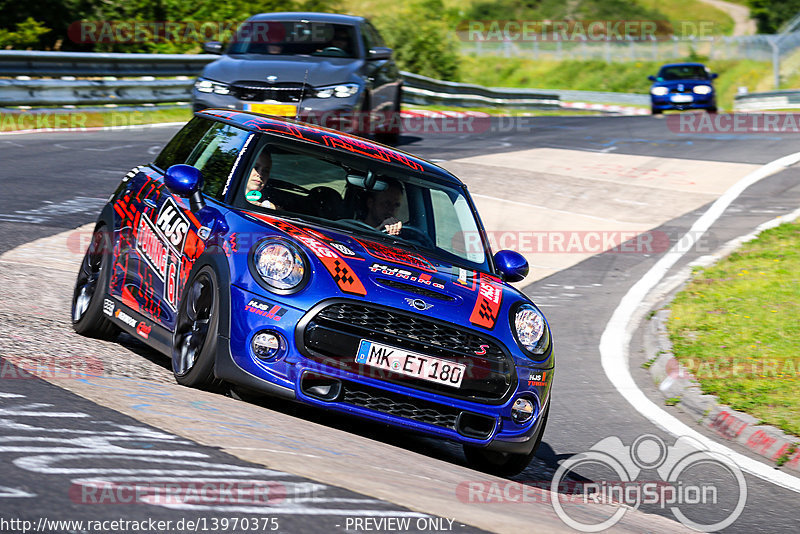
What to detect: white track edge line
<box><xmin>600</xmin><ymin>151</ymin><xmax>800</xmax><ymax>493</ymax></box>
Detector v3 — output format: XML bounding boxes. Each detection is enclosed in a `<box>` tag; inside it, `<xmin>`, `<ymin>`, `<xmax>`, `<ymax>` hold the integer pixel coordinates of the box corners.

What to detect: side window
<box><xmin>153</xmin><ymin>117</ymin><xmax>212</xmax><ymax>171</ymax></box>
<box><xmin>185</xmin><ymin>123</ymin><xmax>253</xmax><ymax>199</ymax></box>
<box><xmin>364</xmin><ymin>22</ymin><xmax>386</xmax><ymax>47</ymax></box>
<box><xmin>430</xmin><ymin>189</ymin><xmax>485</xmax><ymax>264</ymax></box>
<box><xmin>360</xmin><ymin>23</ymin><xmax>373</xmax><ymax>55</ymax></box>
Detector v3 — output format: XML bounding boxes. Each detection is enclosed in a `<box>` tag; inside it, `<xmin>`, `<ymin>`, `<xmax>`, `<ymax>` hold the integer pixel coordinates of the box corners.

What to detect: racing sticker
<box><xmin>245</xmin><ymin>298</ymin><xmax>287</xmax><ymax>321</ymax></box>
<box><xmin>528</xmin><ymin>371</ymin><xmax>548</xmax><ymax>387</ymax></box>
<box><xmin>155</xmin><ymin>197</ymin><xmax>190</xmax><ymax>253</ymax></box>
<box><xmin>369</xmin><ymin>263</ymin><xmax>445</xmax><ymax>289</ymax></box>
<box><xmin>453</xmin><ymin>267</ymin><xmax>477</xmax><ymax>291</ymax></box>
<box><xmin>357</xmin><ymin>239</ymin><xmax>437</xmax><ymax>273</ymax></box>
<box><xmin>469</xmin><ymin>272</ymin><xmax>503</xmax><ymax>330</ymax></box>
<box><xmin>246</xmin><ymin>212</ymin><xmax>367</xmax><ymax>296</ymax></box>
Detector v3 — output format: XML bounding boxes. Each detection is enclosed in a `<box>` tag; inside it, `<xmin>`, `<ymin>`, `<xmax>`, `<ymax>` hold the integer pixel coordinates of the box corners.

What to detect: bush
<box><xmin>374</xmin><ymin>0</ymin><xmax>461</xmax><ymax>80</ymax></box>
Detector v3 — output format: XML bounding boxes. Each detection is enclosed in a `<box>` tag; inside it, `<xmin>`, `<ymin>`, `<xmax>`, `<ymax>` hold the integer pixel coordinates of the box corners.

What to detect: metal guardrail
<box><xmin>734</xmin><ymin>90</ymin><xmax>800</xmax><ymax>111</ymax></box>
<box><xmin>0</xmin><ymin>50</ymin><xmax>212</xmax><ymax>77</ymax></box>
<box><xmin>0</xmin><ymin>50</ymin><xmax>649</xmax><ymax>110</ymax></box>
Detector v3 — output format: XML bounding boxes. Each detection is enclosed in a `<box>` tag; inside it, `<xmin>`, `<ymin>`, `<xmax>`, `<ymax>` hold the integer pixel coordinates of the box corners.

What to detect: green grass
<box><xmin>0</xmin><ymin>107</ymin><xmax>191</xmax><ymax>132</ymax></box>
<box><xmin>458</xmin><ymin>56</ymin><xmax>773</xmax><ymax>111</ymax></box>
<box><xmin>636</xmin><ymin>0</ymin><xmax>734</xmax><ymax>36</ymax></box>
<box><xmin>667</xmin><ymin>221</ymin><xmax>800</xmax><ymax>437</ymax></box>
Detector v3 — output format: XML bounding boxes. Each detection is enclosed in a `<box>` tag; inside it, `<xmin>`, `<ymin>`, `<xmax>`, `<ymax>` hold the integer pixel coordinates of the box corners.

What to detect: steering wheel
<box><xmin>399</xmin><ymin>225</ymin><xmax>434</xmax><ymax>248</ymax></box>
<box><xmin>315</xmin><ymin>46</ymin><xmax>347</xmax><ymax>57</ymax></box>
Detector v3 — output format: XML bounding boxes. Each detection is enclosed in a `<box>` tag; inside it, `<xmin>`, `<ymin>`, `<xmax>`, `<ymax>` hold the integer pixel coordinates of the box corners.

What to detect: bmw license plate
<box><xmin>670</xmin><ymin>94</ymin><xmax>694</xmax><ymax>103</ymax></box>
<box><xmin>355</xmin><ymin>340</ymin><xmax>465</xmax><ymax>388</ymax></box>
<box><xmin>245</xmin><ymin>103</ymin><xmax>298</xmax><ymax>116</ymax></box>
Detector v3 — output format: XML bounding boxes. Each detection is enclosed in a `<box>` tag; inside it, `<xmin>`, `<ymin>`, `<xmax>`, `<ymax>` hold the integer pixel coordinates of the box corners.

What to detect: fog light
<box><xmin>252</xmin><ymin>332</ymin><xmax>280</xmax><ymax>360</ymax></box>
<box><xmin>511</xmin><ymin>397</ymin><xmax>534</xmax><ymax>424</ymax></box>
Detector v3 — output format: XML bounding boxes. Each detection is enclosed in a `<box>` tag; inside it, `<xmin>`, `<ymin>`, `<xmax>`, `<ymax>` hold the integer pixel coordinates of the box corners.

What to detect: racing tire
<box><xmin>172</xmin><ymin>265</ymin><xmax>220</xmax><ymax>388</ymax></box>
<box><xmin>463</xmin><ymin>404</ymin><xmax>549</xmax><ymax>477</ymax></box>
<box><xmin>651</xmin><ymin>107</ymin><xmax>662</xmax><ymax>115</ymax></box>
<box><xmin>71</xmin><ymin>225</ymin><xmax>119</xmax><ymax>340</ymax></box>
<box><xmin>707</xmin><ymin>107</ymin><xmax>718</xmax><ymax>114</ymax></box>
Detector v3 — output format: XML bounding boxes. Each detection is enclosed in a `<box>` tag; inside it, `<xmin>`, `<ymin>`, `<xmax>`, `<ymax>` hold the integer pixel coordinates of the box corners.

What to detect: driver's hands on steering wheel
<box><xmin>380</xmin><ymin>217</ymin><xmax>402</xmax><ymax>236</ymax></box>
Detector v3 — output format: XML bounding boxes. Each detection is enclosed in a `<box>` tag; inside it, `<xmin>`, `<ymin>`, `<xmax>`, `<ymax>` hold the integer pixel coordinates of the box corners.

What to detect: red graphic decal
<box><xmin>475</xmin><ymin>344</ymin><xmax>489</xmax><ymax>356</ymax></box>
<box><xmin>357</xmin><ymin>239</ymin><xmax>437</xmax><ymax>273</ymax></box>
<box><xmin>136</xmin><ymin>322</ymin><xmax>151</xmax><ymax>339</ymax></box>
<box><xmin>528</xmin><ymin>371</ymin><xmax>547</xmax><ymax>387</ymax></box>
<box><xmin>321</xmin><ymin>135</ymin><xmax>425</xmax><ymax>171</ymax></box>
<box><xmin>247</xmin><ymin>213</ymin><xmax>366</xmax><ymax>296</ymax></box>
<box><xmin>469</xmin><ymin>272</ymin><xmax>503</xmax><ymax>330</ymax></box>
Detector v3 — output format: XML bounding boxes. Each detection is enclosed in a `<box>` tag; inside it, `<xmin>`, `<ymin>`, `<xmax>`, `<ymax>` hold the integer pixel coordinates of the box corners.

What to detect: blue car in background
<box><xmin>71</xmin><ymin>110</ymin><xmax>554</xmax><ymax>476</ymax></box>
<box><xmin>648</xmin><ymin>62</ymin><xmax>718</xmax><ymax>114</ymax></box>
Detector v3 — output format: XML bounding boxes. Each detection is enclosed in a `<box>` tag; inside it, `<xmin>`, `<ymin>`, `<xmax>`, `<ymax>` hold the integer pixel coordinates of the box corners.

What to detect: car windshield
<box><xmin>227</xmin><ymin>21</ymin><xmax>358</xmax><ymax>58</ymax></box>
<box><xmin>236</xmin><ymin>143</ymin><xmax>489</xmax><ymax>269</ymax></box>
<box><xmin>657</xmin><ymin>65</ymin><xmax>710</xmax><ymax>81</ymax></box>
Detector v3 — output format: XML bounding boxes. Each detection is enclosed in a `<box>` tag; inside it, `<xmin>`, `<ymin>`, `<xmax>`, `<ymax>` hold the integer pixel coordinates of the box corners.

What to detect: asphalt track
<box><xmin>1</xmin><ymin>114</ymin><xmax>799</xmax><ymax>532</ymax></box>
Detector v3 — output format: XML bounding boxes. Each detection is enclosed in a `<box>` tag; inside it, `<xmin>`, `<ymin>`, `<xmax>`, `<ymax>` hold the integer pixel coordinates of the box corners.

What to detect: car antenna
<box><xmin>296</xmin><ymin>68</ymin><xmax>309</xmax><ymax>121</ymax></box>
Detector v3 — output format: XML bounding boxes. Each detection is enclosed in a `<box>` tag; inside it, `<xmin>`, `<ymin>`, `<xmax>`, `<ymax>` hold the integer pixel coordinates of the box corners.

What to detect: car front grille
<box><xmin>298</xmin><ymin>301</ymin><xmax>514</xmax><ymax>402</ymax></box>
<box><xmin>231</xmin><ymin>81</ymin><xmax>311</xmax><ymax>102</ymax></box>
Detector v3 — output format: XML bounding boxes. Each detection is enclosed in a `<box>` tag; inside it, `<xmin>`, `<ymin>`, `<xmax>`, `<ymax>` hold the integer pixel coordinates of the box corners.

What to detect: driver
<box><xmin>362</xmin><ymin>179</ymin><xmax>403</xmax><ymax>235</ymax></box>
<box><xmin>245</xmin><ymin>150</ymin><xmax>277</xmax><ymax>209</ymax></box>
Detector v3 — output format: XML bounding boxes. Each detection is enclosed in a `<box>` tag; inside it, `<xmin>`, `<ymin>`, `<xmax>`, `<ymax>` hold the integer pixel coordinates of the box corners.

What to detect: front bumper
<box><xmin>216</xmin><ymin>285</ymin><xmax>554</xmax><ymax>452</ymax></box>
<box><xmin>651</xmin><ymin>94</ymin><xmax>716</xmax><ymax>111</ymax></box>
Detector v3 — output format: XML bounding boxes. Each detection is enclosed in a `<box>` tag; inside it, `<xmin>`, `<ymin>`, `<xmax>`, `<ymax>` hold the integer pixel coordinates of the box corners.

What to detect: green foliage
<box><xmin>0</xmin><ymin>17</ymin><xmax>50</xmax><ymax>49</ymax></box>
<box><xmin>748</xmin><ymin>0</ymin><xmax>800</xmax><ymax>33</ymax></box>
<box><xmin>374</xmin><ymin>0</ymin><xmax>461</xmax><ymax>80</ymax></box>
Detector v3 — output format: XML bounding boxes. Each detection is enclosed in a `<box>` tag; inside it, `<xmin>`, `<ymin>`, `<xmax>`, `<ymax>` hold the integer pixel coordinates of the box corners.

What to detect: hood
<box><xmin>244</xmin><ymin>214</ymin><xmax>529</xmax><ymax>333</ymax></box>
<box><xmin>201</xmin><ymin>55</ymin><xmax>365</xmax><ymax>87</ymax></box>
<box><xmin>653</xmin><ymin>78</ymin><xmax>713</xmax><ymax>88</ymax></box>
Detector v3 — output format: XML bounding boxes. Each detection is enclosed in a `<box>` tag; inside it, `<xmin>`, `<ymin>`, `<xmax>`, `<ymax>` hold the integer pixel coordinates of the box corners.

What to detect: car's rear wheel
<box><xmin>707</xmin><ymin>106</ymin><xmax>718</xmax><ymax>114</ymax></box>
<box><xmin>463</xmin><ymin>404</ymin><xmax>549</xmax><ymax>477</ymax></box>
<box><xmin>172</xmin><ymin>266</ymin><xmax>219</xmax><ymax>388</ymax></box>
<box><xmin>71</xmin><ymin>225</ymin><xmax>119</xmax><ymax>340</ymax></box>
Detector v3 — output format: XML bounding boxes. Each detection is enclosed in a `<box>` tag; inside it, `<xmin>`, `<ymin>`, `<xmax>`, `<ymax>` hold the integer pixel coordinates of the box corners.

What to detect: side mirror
<box><xmin>710</xmin><ymin>72</ymin><xmax>718</xmax><ymax>79</ymax></box>
<box><xmin>165</xmin><ymin>164</ymin><xmax>205</xmax><ymax>211</ymax></box>
<box><xmin>648</xmin><ymin>75</ymin><xmax>656</xmax><ymax>82</ymax></box>
<box><xmin>494</xmin><ymin>250</ymin><xmax>529</xmax><ymax>283</ymax></box>
<box><xmin>368</xmin><ymin>47</ymin><xmax>392</xmax><ymax>60</ymax></box>
<box><xmin>203</xmin><ymin>41</ymin><xmax>223</xmax><ymax>54</ymax></box>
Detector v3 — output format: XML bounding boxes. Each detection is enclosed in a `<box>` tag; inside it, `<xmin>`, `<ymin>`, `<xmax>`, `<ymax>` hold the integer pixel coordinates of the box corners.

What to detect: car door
<box><xmin>110</xmin><ymin>117</ymin><xmax>254</xmax><ymax>330</ymax></box>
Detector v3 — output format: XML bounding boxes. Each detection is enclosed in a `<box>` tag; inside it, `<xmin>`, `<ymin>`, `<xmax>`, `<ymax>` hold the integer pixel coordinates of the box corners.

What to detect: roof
<box><xmin>196</xmin><ymin>109</ymin><xmax>460</xmax><ymax>184</ymax></box>
<box><xmin>659</xmin><ymin>62</ymin><xmax>708</xmax><ymax>68</ymax></box>
<box><xmin>248</xmin><ymin>12</ymin><xmax>366</xmax><ymax>25</ymax></box>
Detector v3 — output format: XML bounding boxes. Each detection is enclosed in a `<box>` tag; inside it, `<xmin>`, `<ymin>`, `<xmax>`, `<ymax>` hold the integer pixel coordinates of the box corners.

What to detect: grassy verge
<box><xmin>668</xmin><ymin>220</ymin><xmax>800</xmax><ymax>437</ymax></box>
<box><xmin>459</xmin><ymin>56</ymin><xmax>774</xmax><ymax>111</ymax></box>
<box><xmin>0</xmin><ymin>107</ymin><xmax>191</xmax><ymax>132</ymax></box>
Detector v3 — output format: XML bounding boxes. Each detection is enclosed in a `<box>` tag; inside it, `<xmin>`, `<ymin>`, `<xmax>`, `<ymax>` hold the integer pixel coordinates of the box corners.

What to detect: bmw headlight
<box><xmin>513</xmin><ymin>304</ymin><xmax>551</xmax><ymax>356</ymax></box>
<box><xmin>194</xmin><ymin>78</ymin><xmax>231</xmax><ymax>95</ymax></box>
<box><xmin>252</xmin><ymin>239</ymin><xmax>307</xmax><ymax>292</ymax></box>
<box><xmin>693</xmin><ymin>85</ymin><xmax>712</xmax><ymax>95</ymax></box>
<box><xmin>315</xmin><ymin>83</ymin><xmax>360</xmax><ymax>98</ymax></box>
<box><xmin>651</xmin><ymin>86</ymin><xmax>669</xmax><ymax>96</ymax></box>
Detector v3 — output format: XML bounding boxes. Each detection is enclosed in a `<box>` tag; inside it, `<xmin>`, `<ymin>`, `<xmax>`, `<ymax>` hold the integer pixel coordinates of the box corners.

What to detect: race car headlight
<box><xmin>651</xmin><ymin>86</ymin><xmax>669</xmax><ymax>96</ymax></box>
<box><xmin>252</xmin><ymin>240</ymin><xmax>306</xmax><ymax>292</ymax></box>
<box><xmin>514</xmin><ymin>304</ymin><xmax>551</xmax><ymax>356</ymax></box>
<box><xmin>315</xmin><ymin>83</ymin><xmax>360</xmax><ymax>98</ymax></box>
<box><xmin>693</xmin><ymin>85</ymin><xmax>712</xmax><ymax>95</ymax></box>
<box><xmin>194</xmin><ymin>78</ymin><xmax>231</xmax><ymax>95</ymax></box>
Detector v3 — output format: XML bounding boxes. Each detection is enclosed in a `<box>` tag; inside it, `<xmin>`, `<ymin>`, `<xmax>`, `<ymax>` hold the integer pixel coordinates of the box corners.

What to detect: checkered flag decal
<box><xmin>332</xmin><ymin>259</ymin><xmax>355</xmax><ymax>286</ymax></box>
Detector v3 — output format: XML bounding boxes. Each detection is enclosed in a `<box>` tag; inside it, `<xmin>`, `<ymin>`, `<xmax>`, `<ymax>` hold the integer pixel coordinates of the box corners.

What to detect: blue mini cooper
<box><xmin>71</xmin><ymin>110</ymin><xmax>554</xmax><ymax>476</ymax></box>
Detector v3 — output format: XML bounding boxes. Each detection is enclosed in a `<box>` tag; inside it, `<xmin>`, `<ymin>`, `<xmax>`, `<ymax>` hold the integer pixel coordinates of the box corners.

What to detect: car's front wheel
<box><xmin>463</xmin><ymin>404</ymin><xmax>549</xmax><ymax>477</ymax></box>
<box><xmin>651</xmin><ymin>106</ymin><xmax>662</xmax><ymax>115</ymax></box>
<box><xmin>172</xmin><ymin>266</ymin><xmax>220</xmax><ymax>388</ymax></box>
<box><xmin>71</xmin><ymin>225</ymin><xmax>119</xmax><ymax>340</ymax></box>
